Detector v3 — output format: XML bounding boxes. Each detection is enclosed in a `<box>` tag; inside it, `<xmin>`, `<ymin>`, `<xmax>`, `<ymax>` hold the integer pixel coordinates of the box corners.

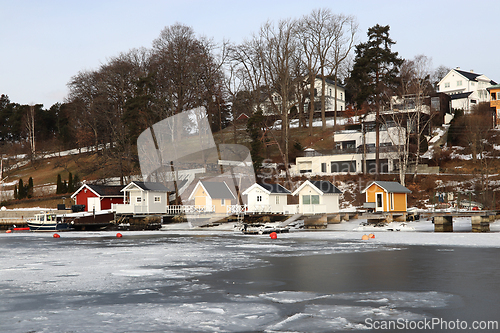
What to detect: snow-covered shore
<box><xmin>160</xmin><ymin>215</ymin><xmax>500</xmax><ymax>248</ymax></box>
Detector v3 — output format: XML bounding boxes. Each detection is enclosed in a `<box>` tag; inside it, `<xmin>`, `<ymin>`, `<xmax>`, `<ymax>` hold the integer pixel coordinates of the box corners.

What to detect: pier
<box><xmin>421</xmin><ymin>211</ymin><xmax>498</xmax><ymax>232</ymax></box>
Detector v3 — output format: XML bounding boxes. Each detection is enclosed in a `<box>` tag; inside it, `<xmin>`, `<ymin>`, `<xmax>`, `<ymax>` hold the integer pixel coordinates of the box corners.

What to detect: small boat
<box><xmin>27</xmin><ymin>211</ymin><xmax>73</xmax><ymax>232</ymax></box>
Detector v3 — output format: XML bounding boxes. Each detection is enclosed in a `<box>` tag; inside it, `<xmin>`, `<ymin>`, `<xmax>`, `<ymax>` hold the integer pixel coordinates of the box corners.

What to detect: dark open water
<box><xmin>0</xmin><ymin>232</ymin><xmax>499</xmax><ymax>332</ymax></box>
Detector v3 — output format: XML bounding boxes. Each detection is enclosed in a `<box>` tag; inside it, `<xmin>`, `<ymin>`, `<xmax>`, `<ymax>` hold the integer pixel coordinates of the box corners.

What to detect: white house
<box><xmin>114</xmin><ymin>181</ymin><xmax>171</xmax><ymax>215</ymax></box>
<box><xmin>259</xmin><ymin>76</ymin><xmax>345</xmax><ymax>116</ymax></box>
<box><xmin>292</xmin><ymin>180</ymin><xmax>342</xmax><ymax>214</ymax></box>
<box><xmin>242</xmin><ymin>183</ymin><xmax>293</xmax><ymax>214</ymax></box>
<box><xmin>292</xmin><ymin>114</ymin><xmax>405</xmax><ymax>176</ymax></box>
<box><xmin>438</xmin><ymin>68</ymin><xmax>497</xmax><ymax>112</ymax></box>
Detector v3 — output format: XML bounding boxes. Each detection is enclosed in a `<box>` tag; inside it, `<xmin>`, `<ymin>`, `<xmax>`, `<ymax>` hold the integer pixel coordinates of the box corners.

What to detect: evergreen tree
<box><xmin>63</xmin><ymin>180</ymin><xmax>68</xmax><ymax>194</ymax></box>
<box><xmin>347</xmin><ymin>24</ymin><xmax>403</xmax><ymax>109</ymax></box>
<box><xmin>27</xmin><ymin>177</ymin><xmax>34</xmax><ymax>198</ymax></box>
<box><xmin>68</xmin><ymin>172</ymin><xmax>74</xmax><ymax>193</ymax></box>
<box><xmin>73</xmin><ymin>173</ymin><xmax>81</xmax><ymax>190</ymax></box>
<box><xmin>346</xmin><ymin>24</ymin><xmax>403</xmax><ymax>177</ymax></box>
<box><xmin>246</xmin><ymin>110</ymin><xmax>265</xmax><ymax>174</ymax></box>
<box><xmin>18</xmin><ymin>179</ymin><xmax>25</xmax><ymax>199</ymax></box>
<box><xmin>56</xmin><ymin>174</ymin><xmax>62</xmax><ymax>194</ymax></box>
<box><xmin>14</xmin><ymin>185</ymin><xmax>17</xmax><ymax>200</ymax></box>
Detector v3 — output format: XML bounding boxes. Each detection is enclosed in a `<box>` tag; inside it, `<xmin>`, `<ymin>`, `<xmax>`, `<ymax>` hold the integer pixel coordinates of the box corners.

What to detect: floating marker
<box><xmin>270</xmin><ymin>232</ymin><xmax>277</xmax><ymax>239</ymax></box>
<box><xmin>6</xmin><ymin>230</ymin><xmax>12</xmax><ymax>233</ymax></box>
<box><xmin>53</xmin><ymin>233</ymin><xmax>60</xmax><ymax>238</ymax></box>
<box><xmin>361</xmin><ymin>234</ymin><xmax>369</xmax><ymax>240</ymax></box>
<box><xmin>369</xmin><ymin>233</ymin><xmax>375</xmax><ymax>239</ymax></box>
<box><xmin>116</xmin><ymin>233</ymin><xmax>123</xmax><ymax>238</ymax></box>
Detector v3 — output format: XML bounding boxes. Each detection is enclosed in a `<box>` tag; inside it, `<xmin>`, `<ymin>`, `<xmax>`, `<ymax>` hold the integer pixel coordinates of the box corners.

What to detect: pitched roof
<box><xmin>71</xmin><ymin>184</ymin><xmax>123</xmax><ymax>198</ymax></box>
<box><xmin>122</xmin><ymin>181</ymin><xmax>183</xmax><ymax>192</ymax></box>
<box><xmin>310</xmin><ymin>180</ymin><xmax>342</xmax><ymax>194</ymax></box>
<box><xmin>258</xmin><ymin>183</ymin><xmax>291</xmax><ymax>194</ymax></box>
<box><xmin>201</xmin><ymin>181</ymin><xmax>236</xmax><ymax>199</ymax></box>
<box><xmin>455</xmin><ymin>69</ymin><xmax>481</xmax><ymax>81</ymax></box>
<box><xmin>292</xmin><ymin>180</ymin><xmax>342</xmax><ymax>196</ymax></box>
<box><xmin>363</xmin><ymin>181</ymin><xmax>411</xmax><ymax>193</ymax></box>
<box><xmin>86</xmin><ymin>184</ymin><xmax>123</xmax><ymax>197</ymax></box>
<box><xmin>450</xmin><ymin>91</ymin><xmax>473</xmax><ymax>100</ymax></box>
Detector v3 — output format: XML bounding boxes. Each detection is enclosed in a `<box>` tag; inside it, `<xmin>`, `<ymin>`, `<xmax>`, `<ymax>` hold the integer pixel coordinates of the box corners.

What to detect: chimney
<box><xmin>470</xmin><ymin>69</ymin><xmax>474</xmax><ymax>73</ymax></box>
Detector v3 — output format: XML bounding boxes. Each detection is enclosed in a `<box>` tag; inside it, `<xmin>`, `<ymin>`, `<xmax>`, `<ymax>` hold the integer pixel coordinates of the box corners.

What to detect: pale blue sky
<box><xmin>1</xmin><ymin>0</ymin><xmax>499</xmax><ymax>108</ymax></box>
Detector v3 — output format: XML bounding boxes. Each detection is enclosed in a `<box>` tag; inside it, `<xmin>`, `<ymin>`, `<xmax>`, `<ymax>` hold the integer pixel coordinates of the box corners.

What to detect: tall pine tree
<box><xmin>18</xmin><ymin>179</ymin><xmax>25</xmax><ymax>199</ymax></box>
<box><xmin>346</xmin><ymin>24</ymin><xmax>403</xmax><ymax>177</ymax></box>
<box><xmin>27</xmin><ymin>177</ymin><xmax>34</xmax><ymax>198</ymax></box>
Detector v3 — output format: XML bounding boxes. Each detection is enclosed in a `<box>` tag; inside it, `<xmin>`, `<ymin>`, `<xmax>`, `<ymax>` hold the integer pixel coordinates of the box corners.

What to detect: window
<box><xmin>136</xmin><ymin>197</ymin><xmax>142</xmax><ymax>203</ymax></box>
<box><xmin>276</xmin><ymin>196</ymin><xmax>280</xmax><ymax>204</ymax></box>
<box><xmin>154</xmin><ymin>196</ymin><xmax>161</xmax><ymax>203</ymax></box>
<box><xmin>302</xmin><ymin>195</ymin><xmax>319</xmax><ymax>205</ymax></box>
<box><xmin>342</xmin><ymin>140</ymin><xmax>356</xmax><ymax>150</ymax></box>
<box><xmin>257</xmin><ymin>195</ymin><xmax>262</xmax><ymax>202</ymax></box>
<box><xmin>321</xmin><ymin>163</ymin><xmax>327</xmax><ymax>173</ymax></box>
<box><xmin>340</xmin><ymin>92</ymin><xmax>343</xmax><ymax>100</ymax></box>
<box><xmin>457</xmin><ymin>80</ymin><xmax>462</xmax><ymax>86</ymax></box>
<box><xmin>311</xmin><ymin>195</ymin><xmax>320</xmax><ymax>204</ymax></box>
<box><xmin>329</xmin><ymin>88</ymin><xmax>332</xmax><ymax>96</ymax></box>
<box><xmin>221</xmin><ymin>199</ymin><xmax>225</xmax><ymax>206</ymax></box>
<box><xmin>331</xmin><ymin>161</ymin><xmax>356</xmax><ymax>173</ymax></box>
<box><xmin>390</xmin><ymin>193</ymin><xmax>394</xmax><ymax>210</ymax></box>
<box><xmin>492</xmin><ymin>92</ymin><xmax>497</xmax><ymax>101</ymax></box>
<box><xmin>444</xmin><ymin>82</ymin><xmax>450</xmax><ymax>88</ymax></box>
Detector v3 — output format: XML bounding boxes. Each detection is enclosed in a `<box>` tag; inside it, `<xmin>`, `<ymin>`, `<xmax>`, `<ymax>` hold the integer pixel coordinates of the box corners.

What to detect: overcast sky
<box><xmin>1</xmin><ymin>0</ymin><xmax>499</xmax><ymax>108</ymax></box>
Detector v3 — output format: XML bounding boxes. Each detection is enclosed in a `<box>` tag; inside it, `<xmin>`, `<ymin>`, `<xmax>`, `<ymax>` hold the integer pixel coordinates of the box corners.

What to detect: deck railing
<box><xmin>226</xmin><ymin>205</ymin><xmax>248</xmax><ymax>214</ymax></box>
<box><xmin>166</xmin><ymin>205</ymin><xmax>215</xmax><ymax>215</ymax></box>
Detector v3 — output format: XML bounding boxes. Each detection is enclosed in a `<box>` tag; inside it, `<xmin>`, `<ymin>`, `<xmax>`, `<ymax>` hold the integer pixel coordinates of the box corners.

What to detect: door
<box><xmin>375</xmin><ymin>193</ymin><xmax>383</xmax><ymax>212</ymax></box>
<box><xmin>87</xmin><ymin>197</ymin><xmax>101</xmax><ymax>212</ymax></box>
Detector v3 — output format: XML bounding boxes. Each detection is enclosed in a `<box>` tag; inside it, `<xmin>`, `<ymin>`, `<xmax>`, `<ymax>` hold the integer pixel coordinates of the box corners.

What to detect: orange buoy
<box><xmin>116</xmin><ymin>233</ymin><xmax>123</xmax><ymax>238</ymax></box>
<box><xmin>361</xmin><ymin>234</ymin><xmax>369</xmax><ymax>240</ymax></box>
<box><xmin>53</xmin><ymin>233</ymin><xmax>60</xmax><ymax>238</ymax></box>
<box><xmin>369</xmin><ymin>233</ymin><xmax>375</xmax><ymax>239</ymax></box>
<box><xmin>6</xmin><ymin>229</ymin><xmax>12</xmax><ymax>233</ymax></box>
<box><xmin>270</xmin><ymin>232</ymin><xmax>277</xmax><ymax>239</ymax></box>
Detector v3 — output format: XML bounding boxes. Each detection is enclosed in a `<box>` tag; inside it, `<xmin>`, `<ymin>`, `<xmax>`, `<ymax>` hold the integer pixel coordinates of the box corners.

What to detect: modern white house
<box><xmin>114</xmin><ymin>181</ymin><xmax>171</xmax><ymax>215</ymax></box>
<box><xmin>242</xmin><ymin>182</ymin><xmax>294</xmax><ymax>214</ymax></box>
<box><xmin>292</xmin><ymin>180</ymin><xmax>342</xmax><ymax>214</ymax></box>
<box><xmin>291</xmin><ymin>113</ymin><xmax>406</xmax><ymax>176</ymax></box>
<box><xmin>438</xmin><ymin>68</ymin><xmax>497</xmax><ymax>112</ymax></box>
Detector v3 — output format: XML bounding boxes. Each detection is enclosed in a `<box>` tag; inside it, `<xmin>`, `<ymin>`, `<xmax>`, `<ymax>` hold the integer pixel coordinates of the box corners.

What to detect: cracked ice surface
<box><xmin>0</xmin><ymin>230</ymin><xmax>497</xmax><ymax>332</ymax></box>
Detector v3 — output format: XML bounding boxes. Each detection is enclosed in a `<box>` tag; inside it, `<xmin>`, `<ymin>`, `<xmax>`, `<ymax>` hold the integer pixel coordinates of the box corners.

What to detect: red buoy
<box><xmin>270</xmin><ymin>232</ymin><xmax>277</xmax><ymax>239</ymax></box>
<box><xmin>53</xmin><ymin>233</ymin><xmax>60</xmax><ymax>238</ymax></box>
<box><xmin>6</xmin><ymin>230</ymin><xmax>12</xmax><ymax>233</ymax></box>
<box><xmin>116</xmin><ymin>233</ymin><xmax>123</xmax><ymax>238</ymax></box>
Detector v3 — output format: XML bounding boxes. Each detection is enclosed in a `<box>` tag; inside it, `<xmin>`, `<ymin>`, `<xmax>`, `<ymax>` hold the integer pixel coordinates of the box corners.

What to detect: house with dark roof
<box><xmin>242</xmin><ymin>183</ymin><xmax>293</xmax><ymax>213</ymax></box>
<box><xmin>71</xmin><ymin>183</ymin><xmax>124</xmax><ymax>212</ymax></box>
<box><xmin>438</xmin><ymin>68</ymin><xmax>497</xmax><ymax>112</ymax></box>
<box><xmin>114</xmin><ymin>181</ymin><xmax>175</xmax><ymax>215</ymax></box>
<box><xmin>361</xmin><ymin>181</ymin><xmax>411</xmax><ymax>213</ymax></box>
<box><xmin>291</xmin><ymin>180</ymin><xmax>342</xmax><ymax>214</ymax></box>
<box><xmin>188</xmin><ymin>180</ymin><xmax>236</xmax><ymax>214</ymax></box>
